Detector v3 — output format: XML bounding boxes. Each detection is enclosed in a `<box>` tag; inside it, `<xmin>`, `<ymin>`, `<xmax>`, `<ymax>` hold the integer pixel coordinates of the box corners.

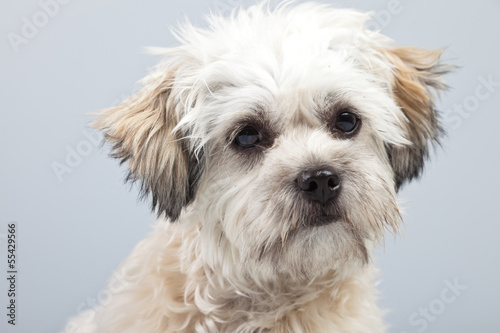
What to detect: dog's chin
<box><xmin>250</xmin><ymin>217</ymin><xmax>369</xmax><ymax>281</ymax></box>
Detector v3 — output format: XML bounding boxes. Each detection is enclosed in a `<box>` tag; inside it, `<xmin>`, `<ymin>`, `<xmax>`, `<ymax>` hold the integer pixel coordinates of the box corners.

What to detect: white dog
<box><xmin>64</xmin><ymin>1</ymin><xmax>449</xmax><ymax>332</ymax></box>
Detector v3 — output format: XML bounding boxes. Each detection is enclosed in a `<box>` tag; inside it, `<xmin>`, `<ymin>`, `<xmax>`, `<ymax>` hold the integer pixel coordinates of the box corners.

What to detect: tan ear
<box><xmin>383</xmin><ymin>47</ymin><xmax>450</xmax><ymax>189</ymax></box>
<box><xmin>93</xmin><ymin>69</ymin><xmax>203</xmax><ymax>221</ymax></box>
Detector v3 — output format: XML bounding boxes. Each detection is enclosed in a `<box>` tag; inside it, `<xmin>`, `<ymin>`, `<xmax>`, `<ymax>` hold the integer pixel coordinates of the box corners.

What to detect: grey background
<box><xmin>1</xmin><ymin>0</ymin><xmax>499</xmax><ymax>332</ymax></box>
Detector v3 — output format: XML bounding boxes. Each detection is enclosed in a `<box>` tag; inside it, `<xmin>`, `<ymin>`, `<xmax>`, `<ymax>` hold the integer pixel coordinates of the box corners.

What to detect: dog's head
<box><xmin>95</xmin><ymin>3</ymin><xmax>449</xmax><ymax>280</ymax></box>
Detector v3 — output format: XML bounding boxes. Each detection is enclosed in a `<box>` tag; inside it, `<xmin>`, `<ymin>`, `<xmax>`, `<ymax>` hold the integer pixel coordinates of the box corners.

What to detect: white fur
<box><xmin>63</xmin><ymin>1</ymin><xmax>448</xmax><ymax>332</ymax></box>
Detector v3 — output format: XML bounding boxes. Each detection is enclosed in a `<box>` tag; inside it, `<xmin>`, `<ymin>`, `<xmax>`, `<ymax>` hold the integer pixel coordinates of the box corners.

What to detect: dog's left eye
<box><xmin>235</xmin><ymin>126</ymin><xmax>262</xmax><ymax>148</ymax></box>
<box><xmin>334</xmin><ymin>111</ymin><xmax>360</xmax><ymax>134</ymax></box>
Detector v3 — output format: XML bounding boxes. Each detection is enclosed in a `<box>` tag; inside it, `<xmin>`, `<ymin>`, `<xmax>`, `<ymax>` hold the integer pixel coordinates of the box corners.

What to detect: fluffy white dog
<box><xmin>64</xmin><ymin>1</ymin><xmax>449</xmax><ymax>332</ymax></box>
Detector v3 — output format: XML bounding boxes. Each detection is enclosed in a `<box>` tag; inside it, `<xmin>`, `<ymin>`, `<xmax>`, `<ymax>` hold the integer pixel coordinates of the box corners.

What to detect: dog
<box><xmin>64</xmin><ymin>1</ymin><xmax>450</xmax><ymax>332</ymax></box>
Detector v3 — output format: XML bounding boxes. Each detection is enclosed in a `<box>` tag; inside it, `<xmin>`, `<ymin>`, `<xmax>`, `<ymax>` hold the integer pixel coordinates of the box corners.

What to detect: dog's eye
<box><xmin>235</xmin><ymin>126</ymin><xmax>262</xmax><ymax>148</ymax></box>
<box><xmin>334</xmin><ymin>111</ymin><xmax>359</xmax><ymax>133</ymax></box>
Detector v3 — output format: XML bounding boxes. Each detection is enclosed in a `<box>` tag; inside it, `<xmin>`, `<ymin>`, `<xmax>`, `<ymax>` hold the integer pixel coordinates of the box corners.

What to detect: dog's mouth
<box><xmin>305</xmin><ymin>214</ymin><xmax>340</xmax><ymax>227</ymax></box>
<box><xmin>267</xmin><ymin>187</ymin><xmax>349</xmax><ymax>232</ymax></box>
<box><xmin>299</xmin><ymin>203</ymin><xmax>344</xmax><ymax>228</ymax></box>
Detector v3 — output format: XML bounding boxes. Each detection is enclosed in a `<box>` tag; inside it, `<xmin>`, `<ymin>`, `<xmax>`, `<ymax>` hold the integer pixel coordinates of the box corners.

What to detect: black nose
<box><xmin>297</xmin><ymin>167</ymin><xmax>340</xmax><ymax>204</ymax></box>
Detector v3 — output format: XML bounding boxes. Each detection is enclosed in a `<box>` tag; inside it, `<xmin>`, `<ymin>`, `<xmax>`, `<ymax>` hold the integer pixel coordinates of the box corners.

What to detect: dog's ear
<box><xmin>383</xmin><ymin>47</ymin><xmax>450</xmax><ymax>190</ymax></box>
<box><xmin>93</xmin><ymin>67</ymin><xmax>203</xmax><ymax>221</ymax></box>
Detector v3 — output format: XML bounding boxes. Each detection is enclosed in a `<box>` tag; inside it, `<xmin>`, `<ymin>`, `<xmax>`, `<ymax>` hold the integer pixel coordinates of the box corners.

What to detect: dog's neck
<box><xmin>164</xmin><ymin>221</ymin><xmax>385</xmax><ymax>332</ymax></box>
<box><xmin>96</xmin><ymin>221</ymin><xmax>384</xmax><ymax>332</ymax></box>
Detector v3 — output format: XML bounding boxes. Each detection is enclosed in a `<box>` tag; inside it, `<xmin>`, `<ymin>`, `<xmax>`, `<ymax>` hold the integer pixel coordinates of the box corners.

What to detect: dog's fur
<box><xmin>64</xmin><ymin>2</ymin><xmax>449</xmax><ymax>332</ymax></box>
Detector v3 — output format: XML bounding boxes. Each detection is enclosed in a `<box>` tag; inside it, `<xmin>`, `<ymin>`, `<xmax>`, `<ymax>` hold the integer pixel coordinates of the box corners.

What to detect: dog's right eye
<box><xmin>234</xmin><ymin>126</ymin><xmax>262</xmax><ymax>148</ymax></box>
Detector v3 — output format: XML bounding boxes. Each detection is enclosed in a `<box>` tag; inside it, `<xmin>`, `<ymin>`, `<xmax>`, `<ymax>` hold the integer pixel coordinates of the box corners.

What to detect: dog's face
<box><xmin>95</xmin><ymin>3</ymin><xmax>448</xmax><ymax>281</ymax></box>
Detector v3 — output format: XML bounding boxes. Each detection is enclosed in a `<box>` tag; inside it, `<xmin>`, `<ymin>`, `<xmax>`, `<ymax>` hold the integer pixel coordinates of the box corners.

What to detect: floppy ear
<box><xmin>383</xmin><ymin>47</ymin><xmax>450</xmax><ymax>190</ymax></box>
<box><xmin>93</xmin><ymin>68</ymin><xmax>203</xmax><ymax>221</ymax></box>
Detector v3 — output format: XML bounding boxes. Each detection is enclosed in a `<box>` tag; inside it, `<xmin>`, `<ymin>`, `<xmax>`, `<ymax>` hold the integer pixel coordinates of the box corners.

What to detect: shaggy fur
<box><xmin>63</xmin><ymin>2</ymin><xmax>449</xmax><ymax>332</ymax></box>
